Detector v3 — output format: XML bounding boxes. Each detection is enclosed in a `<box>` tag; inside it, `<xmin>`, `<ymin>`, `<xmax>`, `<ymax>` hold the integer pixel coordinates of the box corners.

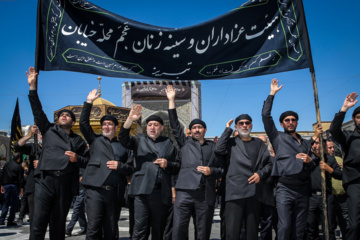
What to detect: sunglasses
<box><xmin>284</xmin><ymin>118</ymin><xmax>297</xmax><ymax>123</ymax></box>
<box><xmin>237</xmin><ymin>121</ymin><xmax>251</xmax><ymax>126</ymax></box>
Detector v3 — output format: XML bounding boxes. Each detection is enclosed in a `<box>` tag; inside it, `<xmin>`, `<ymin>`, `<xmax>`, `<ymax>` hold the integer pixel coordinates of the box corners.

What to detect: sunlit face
<box><xmin>312</xmin><ymin>138</ymin><xmax>320</xmax><ymax>155</ymax></box>
<box><xmin>280</xmin><ymin>116</ymin><xmax>298</xmax><ymax>133</ymax></box>
<box><xmin>58</xmin><ymin>112</ymin><xmax>74</xmax><ymax>129</ymax></box>
<box><xmin>235</xmin><ymin>120</ymin><xmax>252</xmax><ymax>138</ymax></box>
<box><xmin>146</xmin><ymin>121</ymin><xmax>164</xmax><ymax>140</ymax></box>
<box><xmin>191</xmin><ymin>124</ymin><xmax>206</xmax><ymax>141</ymax></box>
<box><xmin>353</xmin><ymin>114</ymin><xmax>360</xmax><ymax>131</ymax></box>
<box><xmin>326</xmin><ymin>141</ymin><xmax>335</xmax><ymax>156</ymax></box>
<box><xmin>102</xmin><ymin>120</ymin><xmax>117</xmax><ymax>139</ymax></box>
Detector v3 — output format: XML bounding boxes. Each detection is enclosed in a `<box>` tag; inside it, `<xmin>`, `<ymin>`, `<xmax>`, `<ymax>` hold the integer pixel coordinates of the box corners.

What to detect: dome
<box><xmin>93</xmin><ymin>97</ymin><xmax>115</xmax><ymax>106</ymax></box>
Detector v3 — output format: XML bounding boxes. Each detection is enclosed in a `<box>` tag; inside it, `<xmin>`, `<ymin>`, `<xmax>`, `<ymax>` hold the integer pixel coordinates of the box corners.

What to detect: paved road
<box><xmin>0</xmin><ymin>207</ymin><xmax>222</xmax><ymax>240</ymax></box>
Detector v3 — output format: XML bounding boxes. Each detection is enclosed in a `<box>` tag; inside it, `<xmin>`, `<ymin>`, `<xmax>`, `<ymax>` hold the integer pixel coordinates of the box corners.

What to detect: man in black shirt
<box><xmin>80</xmin><ymin>89</ymin><xmax>134</xmax><ymax>239</ymax></box>
<box><xmin>26</xmin><ymin>67</ymin><xmax>89</xmax><ymax>240</ymax></box>
<box><xmin>166</xmin><ymin>85</ymin><xmax>223</xmax><ymax>240</ymax></box>
<box><xmin>329</xmin><ymin>92</ymin><xmax>360</xmax><ymax>239</ymax></box>
<box><xmin>262</xmin><ymin>78</ymin><xmax>321</xmax><ymax>239</ymax></box>
<box><xmin>0</xmin><ymin>153</ymin><xmax>23</xmax><ymax>226</ymax></box>
<box><xmin>215</xmin><ymin>116</ymin><xmax>272</xmax><ymax>240</ymax></box>
<box><xmin>119</xmin><ymin>104</ymin><xmax>180</xmax><ymax>240</ymax></box>
<box><xmin>13</xmin><ymin>125</ymin><xmax>42</xmax><ymax>229</ymax></box>
<box><xmin>307</xmin><ymin>138</ymin><xmax>342</xmax><ymax>240</ymax></box>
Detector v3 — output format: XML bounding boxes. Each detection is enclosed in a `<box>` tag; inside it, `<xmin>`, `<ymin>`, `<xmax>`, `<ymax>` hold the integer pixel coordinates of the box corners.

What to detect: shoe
<box><xmin>65</xmin><ymin>229</ymin><xmax>72</xmax><ymax>236</ymax></box>
<box><xmin>7</xmin><ymin>222</ymin><xmax>17</xmax><ymax>227</ymax></box>
<box><xmin>16</xmin><ymin>218</ymin><xmax>23</xmax><ymax>224</ymax></box>
<box><xmin>76</xmin><ymin>229</ymin><xmax>86</xmax><ymax>235</ymax></box>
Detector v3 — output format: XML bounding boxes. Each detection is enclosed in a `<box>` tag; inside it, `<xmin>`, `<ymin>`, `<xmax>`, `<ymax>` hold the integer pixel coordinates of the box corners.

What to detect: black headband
<box><xmin>100</xmin><ymin>115</ymin><xmax>119</xmax><ymax>126</ymax></box>
<box><xmin>146</xmin><ymin>115</ymin><xmax>164</xmax><ymax>125</ymax></box>
<box><xmin>57</xmin><ymin>109</ymin><xmax>76</xmax><ymax>122</ymax></box>
<box><xmin>279</xmin><ymin>111</ymin><xmax>298</xmax><ymax>123</ymax></box>
<box><xmin>189</xmin><ymin>119</ymin><xmax>207</xmax><ymax>129</ymax></box>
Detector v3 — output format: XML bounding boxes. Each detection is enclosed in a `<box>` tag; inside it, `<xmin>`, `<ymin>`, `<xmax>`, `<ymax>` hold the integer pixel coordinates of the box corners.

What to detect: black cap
<box><xmin>57</xmin><ymin>110</ymin><xmax>76</xmax><ymax>122</ymax></box>
<box><xmin>235</xmin><ymin>114</ymin><xmax>252</xmax><ymax>125</ymax></box>
<box><xmin>146</xmin><ymin>115</ymin><xmax>164</xmax><ymax>125</ymax></box>
<box><xmin>100</xmin><ymin>115</ymin><xmax>119</xmax><ymax>126</ymax></box>
<box><xmin>279</xmin><ymin>111</ymin><xmax>299</xmax><ymax>123</ymax></box>
<box><xmin>189</xmin><ymin>119</ymin><xmax>207</xmax><ymax>129</ymax></box>
<box><xmin>352</xmin><ymin>106</ymin><xmax>360</xmax><ymax>118</ymax></box>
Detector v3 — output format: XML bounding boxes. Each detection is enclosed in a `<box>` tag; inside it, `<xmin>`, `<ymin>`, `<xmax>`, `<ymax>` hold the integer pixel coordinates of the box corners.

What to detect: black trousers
<box><xmin>307</xmin><ymin>193</ymin><xmax>335</xmax><ymax>240</ymax></box>
<box><xmin>133</xmin><ymin>188</ymin><xmax>169</xmax><ymax>240</ymax></box>
<box><xmin>85</xmin><ymin>186</ymin><xmax>120</xmax><ymax>240</ymax></box>
<box><xmin>332</xmin><ymin>194</ymin><xmax>349</xmax><ymax>240</ymax></box>
<box><xmin>30</xmin><ymin>174</ymin><xmax>74</xmax><ymax>240</ymax></box>
<box><xmin>276</xmin><ymin>182</ymin><xmax>309</xmax><ymax>240</ymax></box>
<box><xmin>346</xmin><ymin>183</ymin><xmax>360</xmax><ymax>240</ymax></box>
<box><xmin>225</xmin><ymin>197</ymin><xmax>262</xmax><ymax>240</ymax></box>
<box><xmin>28</xmin><ymin>193</ymin><xmax>35</xmax><ymax>232</ymax></box>
<box><xmin>18</xmin><ymin>194</ymin><xmax>29</xmax><ymax>220</ymax></box>
<box><xmin>172</xmin><ymin>188</ymin><xmax>214</xmax><ymax>240</ymax></box>
<box><xmin>260</xmin><ymin>204</ymin><xmax>275</xmax><ymax>240</ymax></box>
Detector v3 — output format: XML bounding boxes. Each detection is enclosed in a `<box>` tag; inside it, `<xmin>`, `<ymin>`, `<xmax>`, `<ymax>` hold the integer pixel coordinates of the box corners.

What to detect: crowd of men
<box><xmin>0</xmin><ymin>70</ymin><xmax>359</xmax><ymax>240</ymax></box>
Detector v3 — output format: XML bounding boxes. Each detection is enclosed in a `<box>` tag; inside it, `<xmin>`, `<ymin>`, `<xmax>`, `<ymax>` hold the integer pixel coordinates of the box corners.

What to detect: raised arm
<box><xmin>262</xmin><ymin>78</ymin><xmax>282</xmax><ymax>143</ymax></box>
<box><xmin>80</xmin><ymin>89</ymin><xmax>100</xmax><ymax>144</ymax></box>
<box><xmin>329</xmin><ymin>93</ymin><xmax>358</xmax><ymax>146</ymax></box>
<box><xmin>166</xmin><ymin>85</ymin><xmax>186</xmax><ymax>147</ymax></box>
<box><xmin>118</xmin><ymin>105</ymin><xmax>142</xmax><ymax>149</ymax></box>
<box><xmin>26</xmin><ymin>67</ymin><xmax>51</xmax><ymax>134</ymax></box>
<box><xmin>214</xmin><ymin>119</ymin><xmax>234</xmax><ymax>155</ymax></box>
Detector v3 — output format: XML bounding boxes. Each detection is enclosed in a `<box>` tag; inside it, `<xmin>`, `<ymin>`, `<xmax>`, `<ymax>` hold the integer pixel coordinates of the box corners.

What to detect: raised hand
<box><xmin>87</xmin><ymin>89</ymin><xmax>100</xmax><ymax>103</ymax></box>
<box><xmin>128</xmin><ymin>104</ymin><xmax>142</xmax><ymax>121</ymax></box>
<box><xmin>226</xmin><ymin>119</ymin><xmax>234</xmax><ymax>128</ymax></box>
<box><xmin>341</xmin><ymin>92</ymin><xmax>358</xmax><ymax>112</ymax></box>
<box><xmin>270</xmin><ymin>78</ymin><xmax>283</xmax><ymax>95</ymax></box>
<box><xmin>26</xmin><ymin>67</ymin><xmax>38</xmax><ymax>90</ymax></box>
<box><xmin>165</xmin><ymin>85</ymin><xmax>176</xmax><ymax>101</ymax></box>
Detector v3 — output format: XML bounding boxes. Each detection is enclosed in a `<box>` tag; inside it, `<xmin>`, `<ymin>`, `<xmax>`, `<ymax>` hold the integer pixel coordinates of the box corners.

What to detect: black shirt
<box><xmin>243</xmin><ymin>138</ymin><xmax>261</xmax><ymax>170</ymax></box>
<box><xmin>1</xmin><ymin>160</ymin><xmax>23</xmax><ymax>187</ymax></box>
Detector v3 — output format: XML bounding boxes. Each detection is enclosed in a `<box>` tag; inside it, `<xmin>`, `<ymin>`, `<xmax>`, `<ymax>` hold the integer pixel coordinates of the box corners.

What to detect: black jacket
<box><xmin>310</xmin><ymin>153</ymin><xmax>342</xmax><ymax>193</ymax></box>
<box><xmin>80</xmin><ymin>102</ymin><xmax>133</xmax><ymax>188</ymax></box>
<box><xmin>118</xmin><ymin>125</ymin><xmax>180</xmax><ymax>206</ymax></box>
<box><xmin>262</xmin><ymin>95</ymin><xmax>314</xmax><ymax>182</ymax></box>
<box><xmin>13</xmin><ymin>140</ymin><xmax>42</xmax><ymax>194</ymax></box>
<box><xmin>0</xmin><ymin>160</ymin><xmax>23</xmax><ymax>188</ymax></box>
<box><xmin>28</xmin><ymin>90</ymin><xmax>89</xmax><ymax>194</ymax></box>
<box><xmin>215</xmin><ymin>127</ymin><xmax>273</xmax><ymax>205</ymax></box>
<box><xmin>168</xmin><ymin>108</ymin><xmax>223</xmax><ymax>206</ymax></box>
<box><xmin>329</xmin><ymin>111</ymin><xmax>360</xmax><ymax>186</ymax></box>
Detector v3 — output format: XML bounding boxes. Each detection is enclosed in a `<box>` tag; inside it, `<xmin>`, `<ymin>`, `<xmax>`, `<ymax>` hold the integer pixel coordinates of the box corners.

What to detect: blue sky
<box><xmin>0</xmin><ymin>0</ymin><xmax>359</xmax><ymax>136</ymax></box>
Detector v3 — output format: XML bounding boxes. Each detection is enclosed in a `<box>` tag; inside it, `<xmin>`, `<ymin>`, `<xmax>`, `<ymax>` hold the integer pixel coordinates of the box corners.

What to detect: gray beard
<box><xmin>236</xmin><ymin>126</ymin><xmax>251</xmax><ymax>138</ymax></box>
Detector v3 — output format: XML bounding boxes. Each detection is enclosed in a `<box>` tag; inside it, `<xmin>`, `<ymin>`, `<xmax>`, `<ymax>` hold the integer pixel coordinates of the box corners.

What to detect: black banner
<box><xmin>36</xmin><ymin>0</ymin><xmax>311</xmax><ymax>80</ymax></box>
<box><xmin>11</xmin><ymin>98</ymin><xmax>23</xmax><ymax>153</ymax></box>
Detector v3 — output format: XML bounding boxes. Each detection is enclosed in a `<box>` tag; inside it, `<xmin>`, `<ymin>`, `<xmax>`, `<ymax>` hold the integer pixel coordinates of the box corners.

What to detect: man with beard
<box><xmin>79</xmin><ymin>89</ymin><xmax>134</xmax><ymax>239</ymax></box>
<box><xmin>307</xmin><ymin>138</ymin><xmax>342</xmax><ymax>240</ymax></box>
<box><xmin>119</xmin><ymin>104</ymin><xmax>180</xmax><ymax>240</ymax></box>
<box><xmin>215</xmin><ymin>116</ymin><xmax>272</xmax><ymax>240</ymax></box>
<box><xmin>329</xmin><ymin>92</ymin><xmax>360</xmax><ymax>239</ymax></box>
<box><xmin>261</xmin><ymin>78</ymin><xmax>321</xmax><ymax>239</ymax></box>
<box><xmin>26</xmin><ymin>67</ymin><xmax>89</xmax><ymax>240</ymax></box>
<box><xmin>166</xmin><ymin>85</ymin><xmax>224</xmax><ymax>240</ymax></box>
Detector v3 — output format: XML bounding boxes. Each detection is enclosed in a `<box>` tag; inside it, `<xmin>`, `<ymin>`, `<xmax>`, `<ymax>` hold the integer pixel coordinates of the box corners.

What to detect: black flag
<box><xmin>36</xmin><ymin>0</ymin><xmax>312</xmax><ymax>80</ymax></box>
<box><xmin>10</xmin><ymin>98</ymin><xmax>22</xmax><ymax>152</ymax></box>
